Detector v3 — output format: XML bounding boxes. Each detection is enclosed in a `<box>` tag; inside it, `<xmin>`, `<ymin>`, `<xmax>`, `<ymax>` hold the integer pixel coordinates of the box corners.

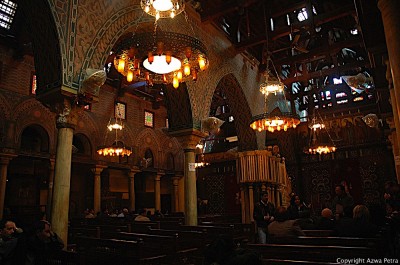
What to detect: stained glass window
<box><xmin>145</xmin><ymin>111</ymin><xmax>154</xmax><ymax>127</ymax></box>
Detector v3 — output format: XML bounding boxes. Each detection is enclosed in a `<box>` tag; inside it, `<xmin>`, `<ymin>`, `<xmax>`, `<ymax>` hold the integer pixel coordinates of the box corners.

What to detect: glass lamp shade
<box><xmin>153</xmin><ymin>0</ymin><xmax>173</xmax><ymax>11</ymax></box>
<box><xmin>305</xmin><ymin>145</ymin><xmax>336</xmax><ymax>155</ymax></box>
<box><xmin>260</xmin><ymin>80</ymin><xmax>284</xmax><ymax>96</ymax></box>
<box><xmin>97</xmin><ymin>145</ymin><xmax>132</xmax><ymax>156</ymax></box>
<box><xmin>143</xmin><ymin>55</ymin><xmax>181</xmax><ymax>74</ymax></box>
<box><xmin>250</xmin><ymin>113</ymin><xmax>300</xmax><ymax>132</ymax></box>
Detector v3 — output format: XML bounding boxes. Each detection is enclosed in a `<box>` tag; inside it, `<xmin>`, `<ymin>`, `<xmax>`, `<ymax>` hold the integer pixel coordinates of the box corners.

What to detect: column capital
<box><xmin>53</xmin><ymin>98</ymin><xmax>82</xmax><ymax>129</ymax></box>
<box><xmin>0</xmin><ymin>153</ymin><xmax>16</xmax><ymax>165</ymax></box>
<box><xmin>92</xmin><ymin>164</ymin><xmax>106</xmax><ymax>175</ymax></box>
<box><xmin>168</xmin><ymin>129</ymin><xmax>207</xmax><ymax>150</ymax></box>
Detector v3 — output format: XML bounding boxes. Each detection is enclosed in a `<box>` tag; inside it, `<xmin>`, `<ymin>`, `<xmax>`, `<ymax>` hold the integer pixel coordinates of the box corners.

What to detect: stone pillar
<box><xmin>387</xmin><ymin>118</ymin><xmax>400</xmax><ymax>182</ymax></box>
<box><xmin>51</xmin><ymin>99</ymin><xmax>79</xmax><ymax>247</ymax></box>
<box><xmin>155</xmin><ymin>173</ymin><xmax>163</xmax><ymax>211</ymax></box>
<box><xmin>169</xmin><ymin>129</ymin><xmax>206</xmax><ymax>226</ymax></box>
<box><xmin>379</xmin><ymin>0</ymin><xmax>400</xmax><ymax>126</ymax></box>
<box><xmin>385</xmin><ymin>60</ymin><xmax>400</xmax><ymax>182</ymax></box>
<box><xmin>93</xmin><ymin>165</ymin><xmax>105</xmax><ymax>215</ymax></box>
<box><xmin>172</xmin><ymin>176</ymin><xmax>180</xmax><ymax>212</ymax></box>
<box><xmin>178</xmin><ymin>175</ymin><xmax>185</xmax><ymax>213</ymax></box>
<box><xmin>0</xmin><ymin>155</ymin><xmax>14</xmax><ymax>220</ymax></box>
<box><xmin>128</xmin><ymin>168</ymin><xmax>139</xmax><ymax>212</ymax></box>
<box><xmin>46</xmin><ymin>158</ymin><xmax>56</xmax><ymax>220</ymax></box>
<box><xmin>248</xmin><ymin>184</ymin><xmax>254</xmax><ymax>222</ymax></box>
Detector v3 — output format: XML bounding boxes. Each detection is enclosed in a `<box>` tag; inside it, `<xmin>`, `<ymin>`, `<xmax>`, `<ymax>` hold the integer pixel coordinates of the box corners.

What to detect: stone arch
<box><xmin>19</xmin><ymin>124</ymin><xmax>50</xmax><ymax>153</ymax></box>
<box><xmin>79</xmin><ymin>6</ymin><xmax>153</xmax><ymax>78</ymax></box>
<box><xmin>135</xmin><ymin>128</ymin><xmax>161</xmax><ymax>168</ymax></box>
<box><xmin>214</xmin><ymin>73</ymin><xmax>257</xmax><ymax>151</ymax></box>
<box><xmin>73</xmin><ymin>133</ymin><xmax>92</xmax><ymax>156</ymax></box>
<box><xmin>13</xmin><ymin>99</ymin><xmax>56</xmax><ymax>151</ymax></box>
<box><xmin>75</xmin><ymin>112</ymin><xmax>101</xmax><ymax>152</ymax></box>
<box><xmin>0</xmin><ymin>93</ymin><xmax>11</xmax><ymax>120</ymax></box>
<box><xmin>20</xmin><ymin>0</ymin><xmax>62</xmax><ymax>93</ymax></box>
<box><xmin>159</xmin><ymin>135</ymin><xmax>182</xmax><ymax>169</ymax></box>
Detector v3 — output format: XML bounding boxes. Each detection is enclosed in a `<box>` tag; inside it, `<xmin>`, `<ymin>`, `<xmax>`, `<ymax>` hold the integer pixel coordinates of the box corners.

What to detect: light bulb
<box><xmin>117</xmin><ymin>58</ymin><xmax>125</xmax><ymax>73</ymax></box>
<box><xmin>145</xmin><ymin>5</ymin><xmax>150</xmax><ymax>13</ymax></box>
<box><xmin>156</xmin><ymin>12</ymin><xmax>160</xmax><ymax>20</ymax></box>
<box><xmin>173</xmin><ymin>76</ymin><xmax>179</xmax><ymax>88</ymax></box>
<box><xmin>127</xmin><ymin>71</ymin><xmax>134</xmax><ymax>82</ymax></box>
<box><xmin>170</xmin><ymin>11</ymin><xmax>175</xmax><ymax>18</ymax></box>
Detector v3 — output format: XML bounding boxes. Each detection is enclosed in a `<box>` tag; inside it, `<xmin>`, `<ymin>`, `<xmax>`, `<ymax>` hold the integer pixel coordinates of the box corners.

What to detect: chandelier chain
<box><xmin>184</xmin><ymin>10</ymin><xmax>197</xmax><ymax>38</ymax></box>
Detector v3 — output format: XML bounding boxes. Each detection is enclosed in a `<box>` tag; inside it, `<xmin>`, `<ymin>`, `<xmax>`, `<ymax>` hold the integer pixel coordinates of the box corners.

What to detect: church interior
<box><xmin>0</xmin><ymin>0</ymin><xmax>400</xmax><ymax>263</ymax></box>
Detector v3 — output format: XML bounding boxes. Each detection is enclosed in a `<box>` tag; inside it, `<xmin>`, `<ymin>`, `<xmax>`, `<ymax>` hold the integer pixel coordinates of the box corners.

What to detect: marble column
<box><xmin>93</xmin><ymin>165</ymin><xmax>106</xmax><ymax>215</ymax></box>
<box><xmin>0</xmin><ymin>155</ymin><xmax>14</xmax><ymax>220</ymax></box>
<box><xmin>128</xmin><ymin>169</ymin><xmax>138</xmax><ymax>212</ymax></box>
<box><xmin>248</xmin><ymin>184</ymin><xmax>254</xmax><ymax>222</ymax></box>
<box><xmin>169</xmin><ymin>129</ymin><xmax>206</xmax><ymax>226</ymax></box>
<box><xmin>46</xmin><ymin>158</ymin><xmax>56</xmax><ymax>220</ymax></box>
<box><xmin>155</xmin><ymin>173</ymin><xmax>163</xmax><ymax>211</ymax></box>
<box><xmin>51</xmin><ymin>99</ymin><xmax>79</xmax><ymax>247</ymax></box>
<box><xmin>379</xmin><ymin>0</ymin><xmax>400</xmax><ymax>127</ymax></box>
<box><xmin>387</xmin><ymin>118</ymin><xmax>400</xmax><ymax>183</ymax></box>
<box><xmin>172</xmin><ymin>176</ymin><xmax>180</xmax><ymax>212</ymax></box>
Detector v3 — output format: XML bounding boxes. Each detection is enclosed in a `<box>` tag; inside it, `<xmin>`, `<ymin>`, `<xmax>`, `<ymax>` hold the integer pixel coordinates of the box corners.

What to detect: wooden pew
<box><xmin>45</xmin><ymin>250</ymin><xmax>80</xmax><ymax>265</ymax></box>
<box><xmin>247</xmin><ymin>243</ymin><xmax>376</xmax><ymax>263</ymax></box>
<box><xmin>130</xmin><ymin>221</ymin><xmax>160</xmax><ymax>232</ymax></box>
<box><xmin>180</xmin><ymin>225</ymin><xmax>248</xmax><ymax>244</ymax></box>
<box><xmin>302</xmin><ymin>230</ymin><xmax>334</xmax><ymax>237</ymax></box>
<box><xmin>76</xmin><ymin>236</ymin><xmax>168</xmax><ymax>265</ymax></box>
<box><xmin>99</xmin><ymin>231</ymin><xmax>201</xmax><ymax>264</ymax></box>
<box><xmin>147</xmin><ymin>228</ymin><xmax>207</xmax><ymax>250</ymax></box>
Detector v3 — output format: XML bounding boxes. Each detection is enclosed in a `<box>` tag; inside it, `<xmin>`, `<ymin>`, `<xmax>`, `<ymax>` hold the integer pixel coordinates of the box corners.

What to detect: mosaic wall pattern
<box><xmin>217</xmin><ymin>74</ymin><xmax>257</xmax><ymax>151</ymax></box>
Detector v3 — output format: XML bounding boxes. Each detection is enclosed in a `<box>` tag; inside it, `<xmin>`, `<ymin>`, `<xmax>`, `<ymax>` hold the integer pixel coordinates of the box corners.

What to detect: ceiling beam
<box><xmin>275</xmin><ymin>37</ymin><xmax>363</xmax><ymax>65</ymax></box>
<box><xmin>235</xmin><ymin>4</ymin><xmax>355</xmax><ymax>51</ymax></box>
<box><xmin>282</xmin><ymin>61</ymin><xmax>370</xmax><ymax>86</ymax></box>
<box><xmin>200</xmin><ymin>0</ymin><xmax>261</xmax><ymax>23</ymax></box>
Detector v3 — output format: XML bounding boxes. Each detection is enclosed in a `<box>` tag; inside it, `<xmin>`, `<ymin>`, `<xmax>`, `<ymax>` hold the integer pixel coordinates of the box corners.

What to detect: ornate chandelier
<box><xmin>113</xmin><ymin>31</ymin><xmax>208</xmax><ymax>89</ymax></box>
<box><xmin>250</xmin><ymin>112</ymin><xmax>300</xmax><ymax>132</ymax></box>
<box><xmin>251</xmin><ymin>87</ymin><xmax>300</xmax><ymax>132</ymax></box>
<box><xmin>259</xmin><ymin>58</ymin><xmax>284</xmax><ymax>96</ymax></box>
<box><xmin>304</xmin><ymin>114</ymin><xmax>336</xmax><ymax>155</ymax></box>
<box><xmin>97</xmin><ymin>105</ymin><xmax>132</xmax><ymax>157</ymax></box>
<box><xmin>141</xmin><ymin>0</ymin><xmax>185</xmax><ymax>20</ymax></box>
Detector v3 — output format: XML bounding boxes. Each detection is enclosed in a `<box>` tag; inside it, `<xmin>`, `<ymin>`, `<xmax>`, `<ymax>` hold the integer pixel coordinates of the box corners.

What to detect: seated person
<box><xmin>350</xmin><ymin>205</ymin><xmax>378</xmax><ymax>238</ymax></box>
<box><xmin>296</xmin><ymin>210</ymin><xmax>316</xmax><ymax>230</ymax></box>
<box><xmin>134</xmin><ymin>209</ymin><xmax>151</xmax><ymax>222</ymax></box>
<box><xmin>0</xmin><ymin>219</ymin><xmax>25</xmax><ymax>265</ymax></box>
<box><xmin>268</xmin><ymin>206</ymin><xmax>305</xmax><ymax>242</ymax></box>
<box><xmin>287</xmin><ymin>195</ymin><xmax>310</xmax><ymax>220</ymax></box>
<box><xmin>315</xmin><ymin>208</ymin><xmax>336</xmax><ymax>230</ymax></box>
<box><xmin>26</xmin><ymin>220</ymin><xmax>64</xmax><ymax>265</ymax></box>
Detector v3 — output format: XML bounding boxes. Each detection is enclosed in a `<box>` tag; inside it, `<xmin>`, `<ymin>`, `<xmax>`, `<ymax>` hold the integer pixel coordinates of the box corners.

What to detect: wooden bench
<box><xmin>99</xmin><ymin>231</ymin><xmax>201</xmax><ymax>264</ymax></box>
<box><xmin>303</xmin><ymin>230</ymin><xmax>334</xmax><ymax>237</ymax></box>
<box><xmin>147</xmin><ymin>228</ymin><xmax>207</xmax><ymax>250</ymax></box>
<box><xmin>76</xmin><ymin>236</ymin><xmax>168</xmax><ymax>265</ymax></box>
<box><xmin>262</xmin><ymin>259</ymin><xmax>340</xmax><ymax>265</ymax></box>
<box><xmin>247</xmin><ymin>243</ymin><xmax>376</xmax><ymax>263</ymax></box>
<box><xmin>269</xmin><ymin>236</ymin><xmax>383</xmax><ymax>249</ymax></box>
<box><xmin>45</xmin><ymin>250</ymin><xmax>80</xmax><ymax>265</ymax></box>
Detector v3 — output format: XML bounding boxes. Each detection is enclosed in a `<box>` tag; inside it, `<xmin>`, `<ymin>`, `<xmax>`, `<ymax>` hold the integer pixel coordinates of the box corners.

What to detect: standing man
<box><xmin>253</xmin><ymin>191</ymin><xmax>275</xmax><ymax>244</ymax></box>
<box><xmin>332</xmin><ymin>184</ymin><xmax>354</xmax><ymax>213</ymax></box>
